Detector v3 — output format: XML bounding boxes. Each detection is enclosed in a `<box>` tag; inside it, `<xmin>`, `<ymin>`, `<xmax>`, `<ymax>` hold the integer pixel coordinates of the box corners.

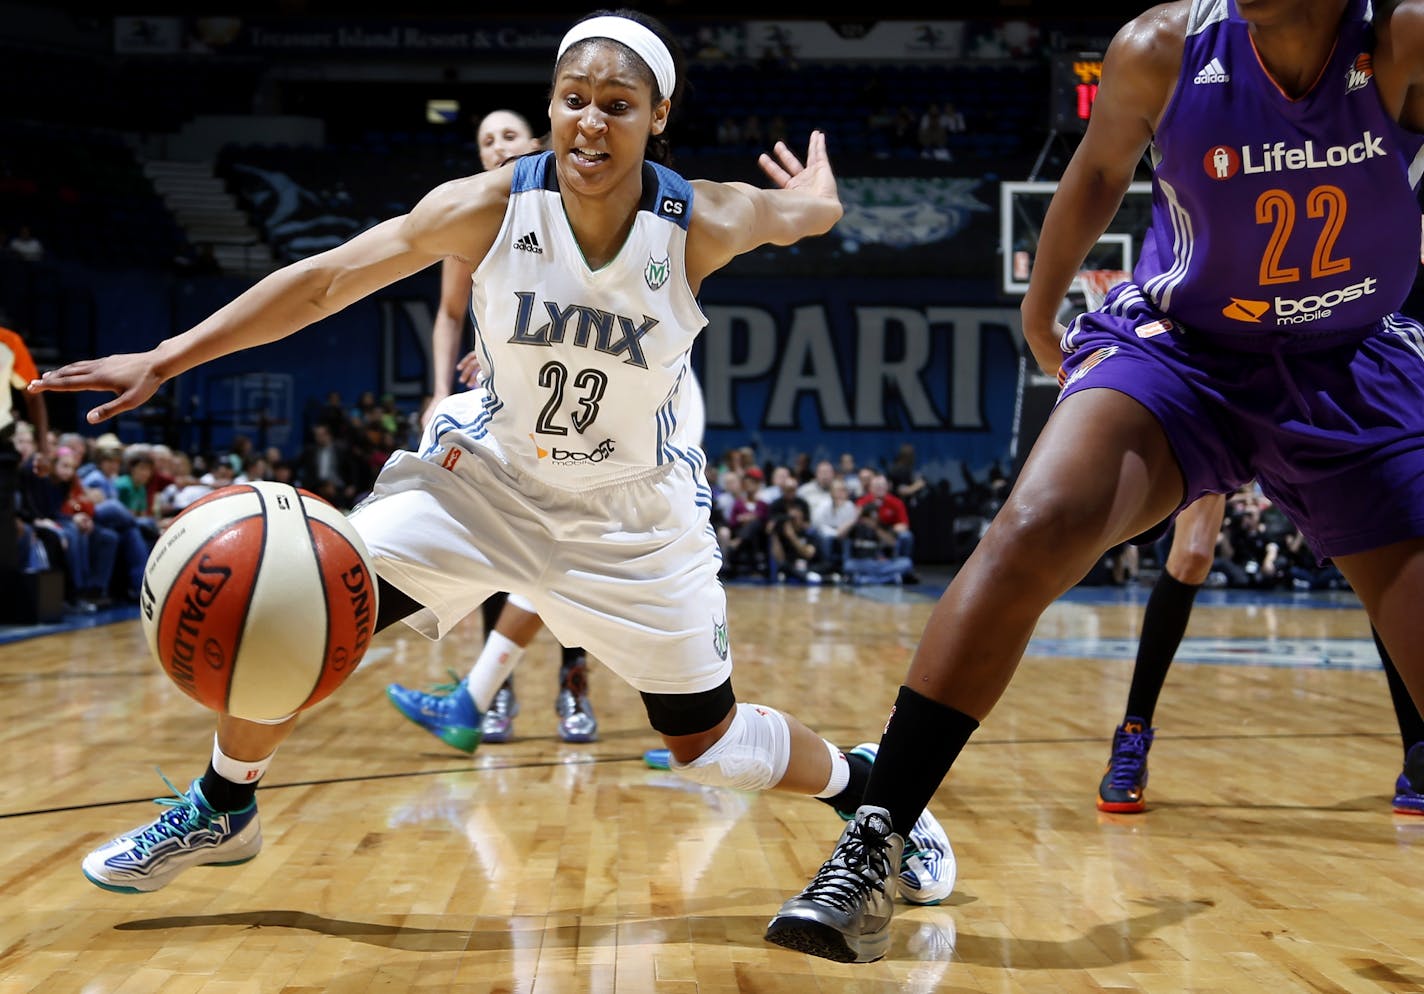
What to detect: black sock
<box><xmin>819</xmin><ymin>747</ymin><xmax>873</xmax><ymax>819</ymax></box>
<box><xmin>199</xmin><ymin>762</ymin><xmax>259</xmax><ymax>813</ymax></box>
<box><xmin>863</xmin><ymin>686</ymin><xmax>979</xmax><ymax>837</ymax></box>
<box><xmin>1124</xmin><ymin>571</ymin><xmax>1201</xmax><ymax>724</ymax></box>
<box><xmin>1374</xmin><ymin>626</ymin><xmax>1424</xmax><ymax>760</ymax></box>
<box><xmin>560</xmin><ymin>646</ymin><xmax>587</xmax><ymax>682</ymax></box>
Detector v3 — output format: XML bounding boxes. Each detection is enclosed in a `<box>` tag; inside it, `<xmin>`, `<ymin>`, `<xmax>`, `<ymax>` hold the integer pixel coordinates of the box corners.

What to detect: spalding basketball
<box><xmin>140</xmin><ymin>481</ymin><xmax>379</xmax><ymax>721</ymax></box>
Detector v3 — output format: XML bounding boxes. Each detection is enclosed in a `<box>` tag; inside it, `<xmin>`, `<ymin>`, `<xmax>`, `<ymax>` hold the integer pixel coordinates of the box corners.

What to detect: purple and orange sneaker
<box><xmin>1097</xmin><ymin>717</ymin><xmax>1155</xmax><ymax>813</ymax></box>
<box><xmin>1393</xmin><ymin>742</ymin><xmax>1424</xmax><ymax>815</ymax></box>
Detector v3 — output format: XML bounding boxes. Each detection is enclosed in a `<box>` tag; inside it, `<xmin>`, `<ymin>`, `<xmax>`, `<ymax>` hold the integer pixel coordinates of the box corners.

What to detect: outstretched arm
<box><xmin>31</xmin><ymin>173</ymin><xmax>504</xmax><ymax>424</ymax></box>
<box><xmin>686</xmin><ymin>130</ymin><xmax>844</xmax><ymax>286</ymax></box>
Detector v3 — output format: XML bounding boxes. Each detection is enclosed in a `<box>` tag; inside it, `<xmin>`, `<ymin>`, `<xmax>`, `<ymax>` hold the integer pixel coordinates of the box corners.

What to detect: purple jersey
<box><xmin>1133</xmin><ymin>0</ymin><xmax>1424</xmax><ymax>345</ymax></box>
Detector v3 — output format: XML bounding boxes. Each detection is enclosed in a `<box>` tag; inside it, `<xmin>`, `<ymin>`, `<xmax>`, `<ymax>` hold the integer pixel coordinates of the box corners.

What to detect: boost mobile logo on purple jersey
<box><xmin>1203</xmin><ymin>131</ymin><xmax>1387</xmax><ymax>180</ymax></box>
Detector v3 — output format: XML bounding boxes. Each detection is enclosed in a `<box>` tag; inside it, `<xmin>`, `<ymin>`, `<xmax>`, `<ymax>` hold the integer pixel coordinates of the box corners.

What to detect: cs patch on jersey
<box><xmin>645</xmin><ymin>255</ymin><xmax>670</xmax><ymax>291</ymax></box>
<box><xmin>1060</xmin><ymin>345</ymin><xmax>1119</xmax><ymax>390</ymax></box>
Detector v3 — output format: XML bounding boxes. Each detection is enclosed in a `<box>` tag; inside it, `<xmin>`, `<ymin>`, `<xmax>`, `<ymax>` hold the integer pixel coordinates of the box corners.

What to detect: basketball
<box><xmin>139</xmin><ymin>481</ymin><xmax>379</xmax><ymax>721</ymax></box>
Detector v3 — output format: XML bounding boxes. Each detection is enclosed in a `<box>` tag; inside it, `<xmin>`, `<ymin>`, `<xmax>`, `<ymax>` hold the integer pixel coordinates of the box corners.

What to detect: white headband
<box><xmin>557</xmin><ymin>15</ymin><xmax>676</xmax><ymax>101</ymax></box>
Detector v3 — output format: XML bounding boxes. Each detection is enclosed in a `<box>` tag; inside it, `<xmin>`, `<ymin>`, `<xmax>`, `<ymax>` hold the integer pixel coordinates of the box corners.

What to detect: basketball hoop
<box><xmin>1076</xmin><ymin>269</ymin><xmax>1130</xmax><ymax>311</ymax></box>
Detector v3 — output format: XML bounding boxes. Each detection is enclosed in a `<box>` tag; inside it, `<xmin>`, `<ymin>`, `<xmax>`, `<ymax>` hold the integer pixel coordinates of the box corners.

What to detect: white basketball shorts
<box><xmin>349</xmin><ymin>394</ymin><xmax>731</xmax><ymax>696</ymax></box>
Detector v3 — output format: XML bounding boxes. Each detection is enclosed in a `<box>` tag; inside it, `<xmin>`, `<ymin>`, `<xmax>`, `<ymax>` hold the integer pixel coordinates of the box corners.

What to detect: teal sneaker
<box><xmin>644</xmin><ymin>748</ymin><xmax>671</xmax><ymax>769</ymax></box>
<box><xmin>386</xmin><ymin>672</ymin><xmax>484</xmax><ymax>754</ymax></box>
<box><xmin>82</xmin><ymin>774</ymin><xmax>261</xmax><ymax>893</ymax></box>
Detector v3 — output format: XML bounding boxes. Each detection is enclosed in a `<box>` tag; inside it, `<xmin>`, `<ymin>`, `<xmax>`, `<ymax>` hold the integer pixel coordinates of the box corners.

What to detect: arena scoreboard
<box><xmin>1050</xmin><ymin>51</ymin><xmax>1104</xmax><ymax>132</ymax></box>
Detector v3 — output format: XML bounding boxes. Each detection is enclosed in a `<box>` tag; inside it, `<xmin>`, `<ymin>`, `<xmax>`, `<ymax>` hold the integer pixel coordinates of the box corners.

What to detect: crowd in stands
<box><xmin>26</xmin><ymin>373</ymin><xmax>1324</xmax><ymax>604</ymax></box>
<box><xmin>709</xmin><ymin>444</ymin><xmax>926</xmax><ymax>586</ymax></box>
<box><xmin>1082</xmin><ymin>483</ymin><xmax>1348</xmax><ymax>592</ymax></box>
<box><xmin>3</xmin><ymin>382</ymin><xmax>1356</xmax><ymax>613</ymax></box>
<box><xmin>4</xmin><ymin>385</ymin><xmax>420</xmax><ymax>613</ymax></box>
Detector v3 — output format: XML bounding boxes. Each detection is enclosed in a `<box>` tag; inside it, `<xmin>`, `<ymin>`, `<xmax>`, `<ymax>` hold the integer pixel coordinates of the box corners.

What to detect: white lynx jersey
<box><xmin>431</xmin><ymin>150</ymin><xmax>708</xmax><ymax>490</ymax></box>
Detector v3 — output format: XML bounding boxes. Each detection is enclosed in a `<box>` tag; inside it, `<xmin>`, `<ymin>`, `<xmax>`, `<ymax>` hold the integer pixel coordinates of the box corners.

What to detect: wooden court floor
<box><xmin>2</xmin><ymin>578</ymin><xmax>1421</xmax><ymax>993</ymax></box>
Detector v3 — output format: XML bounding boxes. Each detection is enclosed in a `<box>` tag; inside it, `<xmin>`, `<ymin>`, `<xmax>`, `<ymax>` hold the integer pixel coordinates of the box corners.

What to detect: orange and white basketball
<box><xmin>139</xmin><ymin>481</ymin><xmax>378</xmax><ymax>721</ymax></box>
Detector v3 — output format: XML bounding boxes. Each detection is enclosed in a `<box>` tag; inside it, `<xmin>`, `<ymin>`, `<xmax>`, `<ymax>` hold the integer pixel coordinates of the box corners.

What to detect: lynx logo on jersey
<box><xmin>644</xmin><ymin>255</ymin><xmax>669</xmax><ymax>291</ymax></box>
<box><xmin>1346</xmin><ymin>52</ymin><xmax>1373</xmax><ymax>94</ymax></box>
<box><xmin>507</xmin><ymin>292</ymin><xmax>655</xmax><ymax>368</ymax></box>
<box><xmin>712</xmin><ymin>613</ymin><xmax>728</xmax><ymax>661</ymax></box>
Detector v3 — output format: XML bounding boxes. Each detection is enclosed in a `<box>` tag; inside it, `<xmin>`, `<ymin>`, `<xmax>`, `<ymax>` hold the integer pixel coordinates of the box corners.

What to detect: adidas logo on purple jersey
<box><xmin>1193</xmin><ymin>57</ymin><xmax>1229</xmax><ymax>85</ymax></box>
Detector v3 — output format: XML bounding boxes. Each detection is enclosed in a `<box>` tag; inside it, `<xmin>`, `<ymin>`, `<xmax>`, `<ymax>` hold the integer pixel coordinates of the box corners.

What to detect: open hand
<box><xmin>758</xmin><ymin>130</ymin><xmax>837</xmax><ymax>202</ymax></box>
<box><xmin>28</xmin><ymin>352</ymin><xmax>166</xmax><ymax>424</ymax></box>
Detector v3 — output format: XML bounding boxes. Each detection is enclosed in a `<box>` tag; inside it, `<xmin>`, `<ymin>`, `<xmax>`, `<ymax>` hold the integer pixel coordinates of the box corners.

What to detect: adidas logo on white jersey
<box><xmin>1193</xmin><ymin>57</ymin><xmax>1229</xmax><ymax>84</ymax></box>
<box><xmin>514</xmin><ymin>231</ymin><xmax>542</xmax><ymax>254</ymax></box>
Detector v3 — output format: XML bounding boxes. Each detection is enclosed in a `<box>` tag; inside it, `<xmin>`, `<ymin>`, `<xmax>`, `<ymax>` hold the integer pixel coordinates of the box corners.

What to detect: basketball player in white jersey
<box><xmin>39</xmin><ymin>8</ymin><xmax>955</xmax><ymax>906</ymax></box>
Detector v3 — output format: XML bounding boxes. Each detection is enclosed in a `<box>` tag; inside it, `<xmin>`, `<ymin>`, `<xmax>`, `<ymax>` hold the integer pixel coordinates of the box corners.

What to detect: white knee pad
<box><xmin>670</xmin><ymin>702</ymin><xmax>791</xmax><ymax>791</ymax></box>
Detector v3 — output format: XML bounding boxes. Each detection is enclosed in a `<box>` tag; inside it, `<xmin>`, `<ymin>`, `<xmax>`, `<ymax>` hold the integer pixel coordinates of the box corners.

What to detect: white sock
<box><xmin>211</xmin><ymin>734</ymin><xmax>275</xmax><ymax>785</ymax></box>
<box><xmin>813</xmin><ymin>739</ymin><xmax>851</xmax><ymax>799</ymax></box>
<box><xmin>465</xmin><ymin>631</ymin><xmax>524</xmax><ymax>711</ymax></box>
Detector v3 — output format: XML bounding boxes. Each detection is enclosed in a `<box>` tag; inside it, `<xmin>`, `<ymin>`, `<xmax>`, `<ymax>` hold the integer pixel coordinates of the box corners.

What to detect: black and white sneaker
<box><xmin>764</xmin><ymin>804</ymin><xmax>903</xmax><ymax>963</ymax></box>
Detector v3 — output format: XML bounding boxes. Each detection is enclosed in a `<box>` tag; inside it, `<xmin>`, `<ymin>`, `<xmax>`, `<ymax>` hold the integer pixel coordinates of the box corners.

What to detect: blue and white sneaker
<box><xmin>850</xmin><ymin>742</ymin><xmax>957</xmax><ymax>905</ymax></box>
<box><xmin>82</xmin><ymin>775</ymin><xmax>261</xmax><ymax>893</ymax></box>
<box><xmin>386</xmin><ymin>673</ymin><xmax>484</xmax><ymax>754</ymax></box>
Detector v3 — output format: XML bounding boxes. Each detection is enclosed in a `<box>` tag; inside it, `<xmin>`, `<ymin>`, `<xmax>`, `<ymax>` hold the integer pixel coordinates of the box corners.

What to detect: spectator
<box><xmin>790</xmin><ymin>451</ymin><xmax>813</xmax><ymax>486</ymax></box>
<box><xmin>1281</xmin><ymin>527</ymin><xmax>1348</xmax><ymax>591</ymax></box>
<box><xmin>156</xmin><ymin>451</ymin><xmax>210</xmax><ymax>527</ymax></box>
<box><xmin>760</xmin><ymin>464</ymin><xmax>796</xmax><ymax>505</ymax></box>
<box><xmin>20</xmin><ymin>448</ymin><xmax>120</xmax><ymax>609</ymax></box>
<box><xmin>837</xmin><ymin>452</ymin><xmax>862</xmax><ymax>498</ymax></box>
<box><xmin>842</xmin><ymin>502</ymin><xmax>916</xmax><ymax>586</ymax></box>
<box><xmin>0</xmin><ymin>318</ymin><xmax>50</xmax><ymax>608</ymax></box>
<box><xmin>116</xmin><ymin>451</ymin><xmax>159</xmax><ymax>524</ymax></box>
<box><xmin>886</xmin><ymin>443</ymin><xmax>929</xmax><ymax>508</ymax></box>
<box><xmin>796</xmin><ymin>459</ymin><xmax>837</xmax><ymax>522</ymax></box>
<box><xmin>810</xmin><ymin>477</ymin><xmax>859</xmax><ymax>575</ymax></box>
<box><xmin>918</xmin><ymin>103</ymin><xmax>952</xmax><ymax>161</ymax></box>
<box><xmin>299</xmin><ymin>422</ymin><xmax>359</xmax><ymax>508</ymax></box>
<box><xmin>724</xmin><ymin>466</ymin><xmax>770</xmax><ymax>578</ymax></box>
<box><xmin>856</xmin><ymin>472</ymin><xmax>915</xmax><ymax>563</ymax></box>
<box><xmin>8</xmin><ymin>224</ymin><xmax>43</xmax><ymax>262</ymax></box>
<box><xmin>82</xmin><ymin>442</ymin><xmax>152</xmax><ymax>600</ymax></box>
<box><xmin>715</xmin><ymin>115</ymin><xmax>742</xmax><ymax>147</ymax></box>
<box><xmin>943</xmin><ymin>101</ymin><xmax>967</xmax><ymax>133</ymax></box>
<box><xmin>1221</xmin><ymin>491</ymin><xmax>1284</xmax><ymax>588</ymax></box>
<box><xmin>769</xmin><ymin>502</ymin><xmax>823</xmax><ymax>583</ymax></box>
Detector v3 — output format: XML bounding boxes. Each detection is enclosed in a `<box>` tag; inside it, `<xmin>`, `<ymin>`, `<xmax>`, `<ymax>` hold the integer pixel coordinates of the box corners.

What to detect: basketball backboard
<box><xmin>1000</xmin><ymin>180</ymin><xmax>1154</xmax><ymax>296</ymax></box>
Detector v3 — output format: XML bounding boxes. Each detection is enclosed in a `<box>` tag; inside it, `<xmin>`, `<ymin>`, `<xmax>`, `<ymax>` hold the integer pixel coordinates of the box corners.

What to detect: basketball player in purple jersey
<box><xmin>766</xmin><ymin>0</ymin><xmax>1424</xmax><ymax>963</ymax></box>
